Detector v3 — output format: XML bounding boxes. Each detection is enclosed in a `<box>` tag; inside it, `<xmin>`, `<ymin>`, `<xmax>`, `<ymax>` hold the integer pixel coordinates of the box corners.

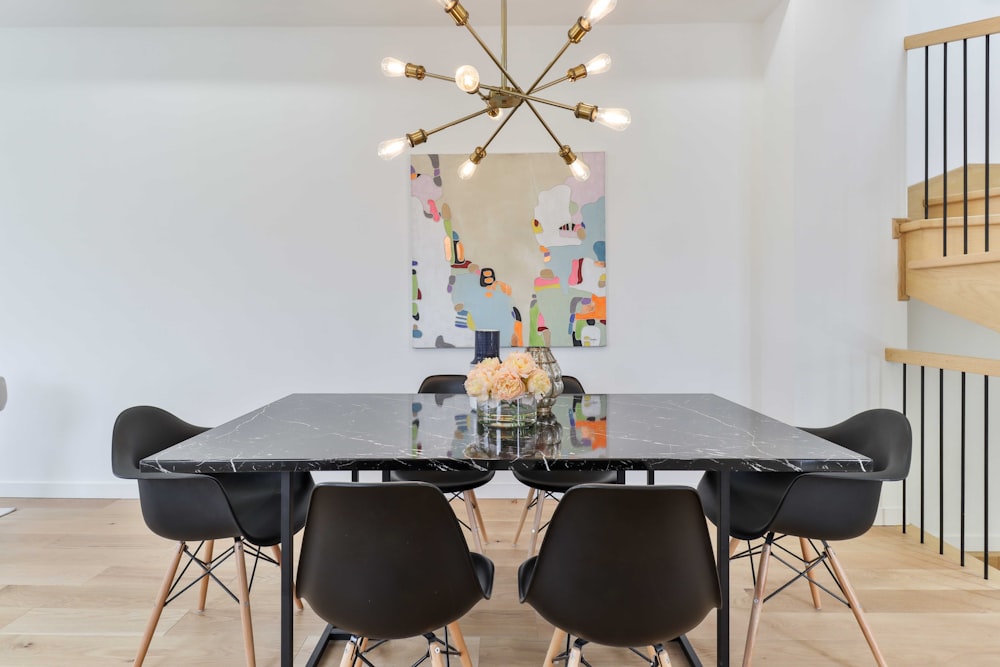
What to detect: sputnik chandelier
<box><xmin>377</xmin><ymin>0</ymin><xmax>630</xmax><ymax>182</ymax></box>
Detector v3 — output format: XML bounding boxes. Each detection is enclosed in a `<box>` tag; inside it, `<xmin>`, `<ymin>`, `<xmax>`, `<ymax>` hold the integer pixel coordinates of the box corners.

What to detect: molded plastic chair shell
<box><xmin>296</xmin><ymin>482</ymin><xmax>494</xmax><ymax>640</ymax></box>
<box><xmin>112</xmin><ymin>406</ymin><xmax>313</xmax><ymax>545</ymax></box>
<box><xmin>518</xmin><ymin>484</ymin><xmax>721</xmax><ymax>648</ymax></box>
<box><xmin>697</xmin><ymin>408</ymin><xmax>913</xmax><ymax>541</ymax></box>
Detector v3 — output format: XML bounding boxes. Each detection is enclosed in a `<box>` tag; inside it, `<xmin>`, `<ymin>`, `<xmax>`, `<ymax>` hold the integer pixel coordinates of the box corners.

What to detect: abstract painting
<box><xmin>410</xmin><ymin>152</ymin><xmax>606</xmax><ymax>348</ymax></box>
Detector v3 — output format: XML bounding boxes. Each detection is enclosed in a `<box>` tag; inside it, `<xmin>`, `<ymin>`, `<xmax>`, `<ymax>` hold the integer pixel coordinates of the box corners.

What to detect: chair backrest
<box><xmin>418</xmin><ymin>374</ymin><xmax>468</xmax><ymax>394</ymax></box>
<box><xmin>297</xmin><ymin>482</ymin><xmax>493</xmax><ymax>639</ymax></box>
<box><xmin>560</xmin><ymin>375</ymin><xmax>585</xmax><ymax>394</ymax></box>
<box><xmin>802</xmin><ymin>408</ymin><xmax>912</xmax><ymax>481</ymax></box>
<box><xmin>112</xmin><ymin>405</ymin><xmax>208</xmax><ymax>479</ymax></box>
<box><xmin>519</xmin><ymin>484</ymin><xmax>720</xmax><ymax>647</ymax></box>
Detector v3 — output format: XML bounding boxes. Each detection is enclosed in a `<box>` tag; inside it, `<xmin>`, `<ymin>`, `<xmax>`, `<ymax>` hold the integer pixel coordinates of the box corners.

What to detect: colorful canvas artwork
<box><xmin>410</xmin><ymin>152</ymin><xmax>606</xmax><ymax>348</ymax></box>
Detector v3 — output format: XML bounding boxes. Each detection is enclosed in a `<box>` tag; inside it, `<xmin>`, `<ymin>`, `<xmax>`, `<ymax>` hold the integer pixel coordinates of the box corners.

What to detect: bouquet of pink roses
<box><xmin>464</xmin><ymin>351</ymin><xmax>552</xmax><ymax>402</ymax></box>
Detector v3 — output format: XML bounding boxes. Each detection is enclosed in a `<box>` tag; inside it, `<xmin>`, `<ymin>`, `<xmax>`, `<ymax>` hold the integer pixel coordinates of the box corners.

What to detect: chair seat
<box><xmin>512</xmin><ymin>469</ymin><xmax>619</xmax><ymax>494</ymax></box>
<box><xmin>389</xmin><ymin>469</ymin><xmax>495</xmax><ymax>492</ymax></box>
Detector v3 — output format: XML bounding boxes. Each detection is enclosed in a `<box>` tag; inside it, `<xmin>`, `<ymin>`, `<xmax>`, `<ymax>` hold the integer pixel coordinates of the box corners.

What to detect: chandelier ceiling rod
<box><xmin>378</xmin><ymin>0</ymin><xmax>630</xmax><ymax>182</ymax></box>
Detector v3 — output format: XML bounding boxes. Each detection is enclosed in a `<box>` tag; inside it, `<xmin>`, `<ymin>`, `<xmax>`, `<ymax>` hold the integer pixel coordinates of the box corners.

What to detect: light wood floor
<box><xmin>1</xmin><ymin>496</ymin><xmax>999</xmax><ymax>666</ymax></box>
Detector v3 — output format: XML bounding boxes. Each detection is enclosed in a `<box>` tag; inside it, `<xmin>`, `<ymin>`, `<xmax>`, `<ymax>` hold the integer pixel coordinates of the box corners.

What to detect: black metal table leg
<box><xmin>280</xmin><ymin>471</ymin><xmax>294</xmax><ymax>667</ymax></box>
<box><xmin>717</xmin><ymin>470</ymin><xmax>731</xmax><ymax>666</ymax></box>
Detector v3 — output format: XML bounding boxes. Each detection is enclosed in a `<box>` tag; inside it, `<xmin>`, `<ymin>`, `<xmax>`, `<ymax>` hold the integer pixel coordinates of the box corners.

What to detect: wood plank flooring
<box><xmin>0</xmin><ymin>496</ymin><xmax>998</xmax><ymax>666</ymax></box>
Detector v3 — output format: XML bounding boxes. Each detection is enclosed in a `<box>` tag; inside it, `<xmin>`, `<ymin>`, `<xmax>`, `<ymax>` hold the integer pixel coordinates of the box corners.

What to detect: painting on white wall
<box><xmin>410</xmin><ymin>152</ymin><xmax>606</xmax><ymax>349</ymax></box>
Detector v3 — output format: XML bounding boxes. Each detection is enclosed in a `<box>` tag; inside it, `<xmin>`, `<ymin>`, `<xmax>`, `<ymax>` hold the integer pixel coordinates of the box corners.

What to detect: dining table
<box><xmin>141</xmin><ymin>392</ymin><xmax>873</xmax><ymax>667</ymax></box>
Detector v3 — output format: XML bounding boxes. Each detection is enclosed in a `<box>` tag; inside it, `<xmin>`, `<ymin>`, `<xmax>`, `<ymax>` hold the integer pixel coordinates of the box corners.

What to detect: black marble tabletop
<box><xmin>141</xmin><ymin>393</ymin><xmax>872</xmax><ymax>475</ymax></box>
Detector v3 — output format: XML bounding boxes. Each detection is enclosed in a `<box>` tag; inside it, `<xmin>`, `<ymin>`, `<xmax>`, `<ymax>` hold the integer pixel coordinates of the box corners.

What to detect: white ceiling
<box><xmin>0</xmin><ymin>0</ymin><xmax>784</xmax><ymax>28</ymax></box>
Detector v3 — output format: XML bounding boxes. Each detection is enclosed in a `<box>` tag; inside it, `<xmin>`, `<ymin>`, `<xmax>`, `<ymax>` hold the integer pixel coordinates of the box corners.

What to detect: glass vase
<box><xmin>477</xmin><ymin>393</ymin><xmax>537</xmax><ymax>429</ymax></box>
<box><xmin>527</xmin><ymin>346</ymin><xmax>563</xmax><ymax>416</ymax></box>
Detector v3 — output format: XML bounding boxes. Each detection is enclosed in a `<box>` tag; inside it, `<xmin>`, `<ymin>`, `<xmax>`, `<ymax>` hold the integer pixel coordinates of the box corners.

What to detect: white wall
<box><xmin>0</xmin><ymin>3</ymin><xmax>919</xmax><ymax>499</ymax></box>
<box><xmin>0</xmin><ymin>23</ymin><xmax>764</xmax><ymax>497</ymax></box>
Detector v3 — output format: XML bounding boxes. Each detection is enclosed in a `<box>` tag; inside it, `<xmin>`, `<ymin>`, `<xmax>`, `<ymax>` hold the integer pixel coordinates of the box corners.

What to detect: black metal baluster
<box><xmin>940</xmin><ymin>368</ymin><xmax>945</xmax><ymax>555</ymax></box>
<box><xmin>944</xmin><ymin>42</ymin><xmax>949</xmax><ymax>257</ymax></box>
<box><xmin>921</xmin><ymin>365</ymin><xmax>926</xmax><ymax>544</ymax></box>
<box><xmin>987</xmin><ymin>35</ymin><xmax>991</xmax><ymax>252</ymax></box>
<box><xmin>961</xmin><ymin>371</ymin><xmax>967</xmax><ymax>566</ymax></box>
<box><xmin>964</xmin><ymin>39</ymin><xmax>969</xmax><ymax>254</ymax></box>
<box><xmin>986</xmin><ymin>376</ymin><xmax>990</xmax><ymax>579</ymax></box>
<box><xmin>926</xmin><ymin>46</ymin><xmax>930</xmax><ymax>220</ymax></box>
<box><xmin>903</xmin><ymin>363</ymin><xmax>908</xmax><ymax>534</ymax></box>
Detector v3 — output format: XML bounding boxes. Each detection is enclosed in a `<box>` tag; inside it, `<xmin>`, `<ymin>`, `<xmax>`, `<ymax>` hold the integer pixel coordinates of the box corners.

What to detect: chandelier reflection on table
<box><xmin>378</xmin><ymin>0</ymin><xmax>631</xmax><ymax>182</ymax></box>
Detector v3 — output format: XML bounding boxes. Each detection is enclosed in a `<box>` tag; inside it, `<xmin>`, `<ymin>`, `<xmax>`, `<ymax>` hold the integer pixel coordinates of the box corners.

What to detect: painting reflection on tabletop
<box><xmin>411</xmin><ymin>393</ymin><xmax>607</xmax><ymax>462</ymax></box>
<box><xmin>410</xmin><ymin>152</ymin><xmax>607</xmax><ymax>348</ymax></box>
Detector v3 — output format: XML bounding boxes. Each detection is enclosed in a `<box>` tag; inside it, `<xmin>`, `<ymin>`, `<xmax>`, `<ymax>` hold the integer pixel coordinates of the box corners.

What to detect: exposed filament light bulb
<box><xmin>381</xmin><ymin>57</ymin><xmax>407</xmax><ymax>78</ymax></box>
<box><xmin>458</xmin><ymin>147</ymin><xmax>486</xmax><ymax>180</ymax></box>
<box><xmin>435</xmin><ymin>0</ymin><xmax>455</xmax><ymax>8</ymax></box>
<box><xmin>377</xmin><ymin>137</ymin><xmax>410</xmax><ymax>161</ymax></box>
<box><xmin>569</xmin><ymin>157</ymin><xmax>591</xmax><ymax>181</ymax></box>
<box><xmin>585</xmin><ymin>53</ymin><xmax>612</xmax><ymax>76</ymax></box>
<box><xmin>454</xmin><ymin>65</ymin><xmax>480</xmax><ymax>93</ymax></box>
<box><xmin>584</xmin><ymin>0</ymin><xmax>617</xmax><ymax>25</ymax></box>
<box><xmin>594</xmin><ymin>107</ymin><xmax>631</xmax><ymax>131</ymax></box>
<box><xmin>487</xmin><ymin>107</ymin><xmax>504</xmax><ymax>121</ymax></box>
<box><xmin>560</xmin><ymin>146</ymin><xmax>591</xmax><ymax>182</ymax></box>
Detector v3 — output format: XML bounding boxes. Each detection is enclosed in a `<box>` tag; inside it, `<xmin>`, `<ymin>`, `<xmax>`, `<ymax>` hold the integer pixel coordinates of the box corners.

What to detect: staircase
<box><xmin>894</xmin><ymin>163</ymin><xmax>1000</xmax><ymax>332</ymax></box>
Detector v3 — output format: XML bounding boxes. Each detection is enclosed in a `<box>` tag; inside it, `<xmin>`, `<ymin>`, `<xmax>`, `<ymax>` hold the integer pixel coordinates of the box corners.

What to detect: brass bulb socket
<box><xmin>407</xmin><ymin>129</ymin><xmax>428</xmax><ymax>147</ymax></box>
<box><xmin>568</xmin><ymin>17</ymin><xmax>592</xmax><ymax>44</ymax></box>
<box><xmin>559</xmin><ymin>145</ymin><xmax>577</xmax><ymax>166</ymax></box>
<box><xmin>446</xmin><ymin>1</ymin><xmax>470</xmax><ymax>26</ymax></box>
<box><xmin>405</xmin><ymin>64</ymin><xmax>426</xmax><ymax>80</ymax></box>
<box><xmin>470</xmin><ymin>146</ymin><xmax>487</xmax><ymax>164</ymax></box>
<box><xmin>567</xmin><ymin>64</ymin><xmax>588</xmax><ymax>81</ymax></box>
<box><xmin>574</xmin><ymin>103</ymin><xmax>598</xmax><ymax>122</ymax></box>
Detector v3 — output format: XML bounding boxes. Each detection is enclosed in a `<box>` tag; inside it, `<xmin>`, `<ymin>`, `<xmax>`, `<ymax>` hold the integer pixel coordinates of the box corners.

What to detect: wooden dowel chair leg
<box><xmin>134</xmin><ymin>541</ymin><xmax>185</xmax><ymax>667</ymax></box>
<box><xmin>528</xmin><ymin>492</ymin><xmax>546</xmax><ymax>556</ymax></box>
<box><xmin>543</xmin><ymin>628</ymin><xmax>567</xmax><ymax>667</ymax></box>
<box><xmin>729</xmin><ymin>537</ymin><xmax>742</xmax><ymax>558</ymax></box>
<box><xmin>339</xmin><ymin>637</ymin><xmax>361</xmax><ymax>667</ymax></box>
<box><xmin>743</xmin><ymin>533</ymin><xmax>774</xmax><ymax>667</ymax></box>
<box><xmin>463</xmin><ymin>491</ymin><xmax>485</xmax><ymax>553</ymax></box>
<box><xmin>467</xmin><ymin>489</ymin><xmax>489</xmax><ymax>543</ymax></box>
<box><xmin>655</xmin><ymin>644</ymin><xmax>672</xmax><ymax>666</ymax></box>
<box><xmin>270</xmin><ymin>545</ymin><xmax>304</xmax><ymax>611</ymax></box>
<box><xmin>429</xmin><ymin>639</ymin><xmax>447</xmax><ymax>667</ymax></box>
<box><xmin>513</xmin><ymin>488</ymin><xmax>536</xmax><ymax>545</ymax></box>
<box><xmin>825</xmin><ymin>543</ymin><xmax>888</xmax><ymax>667</ymax></box>
<box><xmin>567</xmin><ymin>644</ymin><xmax>583</xmax><ymax>667</ymax></box>
<box><xmin>196</xmin><ymin>539</ymin><xmax>214</xmax><ymax>612</ymax></box>
<box><xmin>800</xmin><ymin>537</ymin><xmax>823</xmax><ymax>610</ymax></box>
<box><xmin>447</xmin><ymin>621</ymin><xmax>474</xmax><ymax>667</ymax></box>
<box><xmin>233</xmin><ymin>539</ymin><xmax>256</xmax><ymax>667</ymax></box>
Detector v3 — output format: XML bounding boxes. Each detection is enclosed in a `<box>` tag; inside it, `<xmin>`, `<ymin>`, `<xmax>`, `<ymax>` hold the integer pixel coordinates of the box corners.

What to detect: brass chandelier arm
<box><xmin>424</xmin><ymin>107</ymin><xmax>496</xmax><ymax>138</ymax></box>
<box><xmin>527</xmin><ymin>40</ymin><xmax>573</xmax><ymax>94</ymax></box>
<box><xmin>462</xmin><ymin>21</ymin><xmax>526</xmax><ymax>94</ymax></box>
<box><xmin>530</xmin><ymin>75</ymin><xmax>571</xmax><ymax>95</ymax></box>
<box><xmin>522</xmin><ymin>100</ymin><xmax>567</xmax><ymax>150</ymax></box>
<box><xmin>480</xmin><ymin>100</ymin><xmax>522</xmax><ymax>152</ymax></box>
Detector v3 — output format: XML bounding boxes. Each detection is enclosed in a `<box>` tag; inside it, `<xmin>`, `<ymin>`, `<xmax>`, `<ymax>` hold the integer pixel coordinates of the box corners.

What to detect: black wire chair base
<box><xmin>554</xmin><ymin>635</ymin><xmax>699</xmax><ymax>667</ymax></box>
<box><xmin>731</xmin><ymin>534</ymin><xmax>852</xmax><ymax>608</ymax></box>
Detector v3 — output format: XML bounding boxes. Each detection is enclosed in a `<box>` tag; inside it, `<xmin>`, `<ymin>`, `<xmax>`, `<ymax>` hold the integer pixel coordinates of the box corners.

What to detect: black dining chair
<box><xmin>511</xmin><ymin>376</ymin><xmax>622</xmax><ymax>555</ymax></box>
<box><xmin>111</xmin><ymin>405</ymin><xmax>314</xmax><ymax>667</ymax></box>
<box><xmin>296</xmin><ymin>482</ymin><xmax>494</xmax><ymax>667</ymax></box>
<box><xmin>697</xmin><ymin>408</ymin><xmax>912</xmax><ymax>667</ymax></box>
<box><xmin>519</xmin><ymin>484</ymin><xmax>721</xmax><ymax>667</ymax></box>
<box><xmin>386</xmin><ymin>374</ymin><xmax>494</xmax><ymax>551</ymax></box>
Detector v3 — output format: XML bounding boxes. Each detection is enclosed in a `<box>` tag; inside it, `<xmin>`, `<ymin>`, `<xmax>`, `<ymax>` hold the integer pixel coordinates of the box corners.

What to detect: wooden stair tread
<box><xmin>908</xmin><ymin>251</ymin><xmax>1000</xmax><ymax>271</ymax></box>
<box><xmin>925</xmin><ymin>186</ymin><xmax>1000</xmax><ymax>207</ymax></box>
<box><xmin>898</xmin><ymin>213</ymin><xmax>1000</xmax><ymax>233</ymax></box>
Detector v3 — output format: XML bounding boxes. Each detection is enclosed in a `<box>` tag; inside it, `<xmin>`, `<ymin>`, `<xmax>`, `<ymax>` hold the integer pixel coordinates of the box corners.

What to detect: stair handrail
<box><xmin>905</xmin><ymin>17</ymin><xmax>1000</xmax><ymax>50</ymax></box>
<box><xmin>885</xmin><ymin>347</ymin><xmax>1000</xmax><ymax>376</ymax></box>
